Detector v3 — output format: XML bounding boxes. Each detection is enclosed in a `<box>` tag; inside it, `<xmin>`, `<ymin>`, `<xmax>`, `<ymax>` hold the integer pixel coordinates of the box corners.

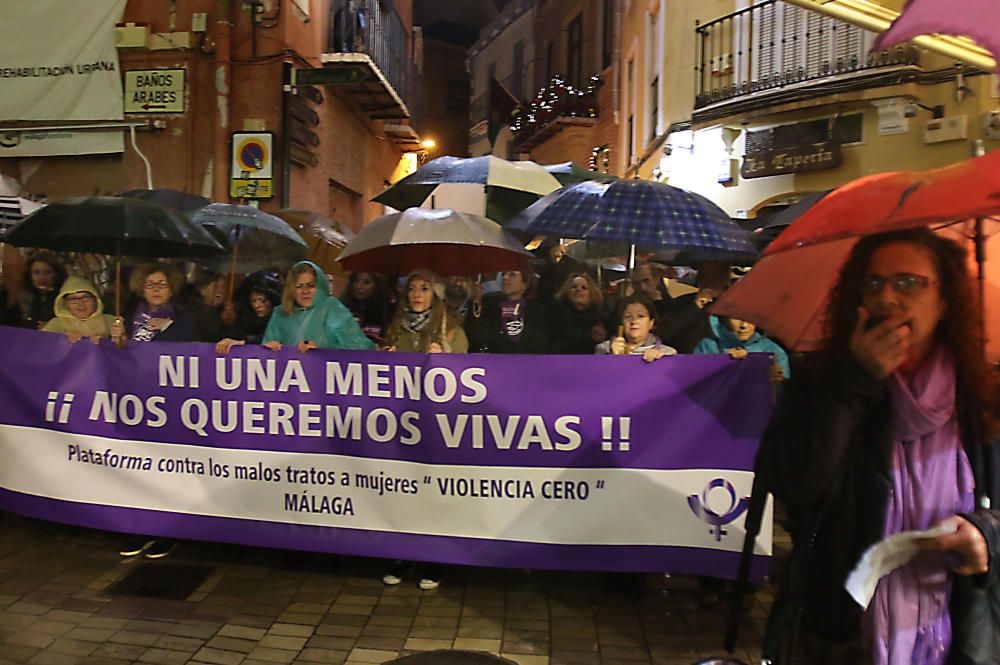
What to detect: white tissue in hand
<box><xmin>844</xmin><ymin>520</ymin><xmax>958</xmax><ymax>609</ymax></box>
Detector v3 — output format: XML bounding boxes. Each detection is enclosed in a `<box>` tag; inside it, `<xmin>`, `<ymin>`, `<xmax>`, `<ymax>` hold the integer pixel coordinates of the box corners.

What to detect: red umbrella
<box><xmin>767</xmin><ymin>150</ymin><xmax>1000</xmax><ymax>253</ymax></box>
<box><xmin>712</xmin><ymin>150</ymin><xmax>1000</xmax><ymax>360</ymax></box>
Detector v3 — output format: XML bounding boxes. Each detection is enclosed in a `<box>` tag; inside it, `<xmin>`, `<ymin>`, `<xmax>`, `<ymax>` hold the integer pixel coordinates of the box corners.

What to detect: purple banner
<box><xmin>0</xmin><ymin>327</ymin><xmax>774</xmax><ymax>579</ymax></box>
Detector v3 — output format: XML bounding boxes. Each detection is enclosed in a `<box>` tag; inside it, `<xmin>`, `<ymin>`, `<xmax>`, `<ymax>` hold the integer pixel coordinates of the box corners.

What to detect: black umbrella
<box><xmin>119</xmin><ymin>188</ymin><xmax>211</xmax><ymax>214</ymax></box>
<box><xmin>752</xmin><ymin>190</ymin><xmax>832</xmax><ymax>251</ymax></box>
<box><xmin>542</xmin><ymin>161</ymin><xmax>612</xmax><ymax>186</ymax></box>
<box><xmin>191</xmin><ymin>203</ymin><xmax>308</xmax><ymax>298</ymax></box>
<box><xmin>5</xmin><ymin>196</ymin><xmax>225</xmax><ymax>315</ymax></box>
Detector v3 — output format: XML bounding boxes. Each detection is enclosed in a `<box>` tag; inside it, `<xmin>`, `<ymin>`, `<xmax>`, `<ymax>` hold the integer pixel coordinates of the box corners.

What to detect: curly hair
<box><xmin>555</xmin><ymin>273</ymin><xmax>604</xmax><ymax>311</ymax></box>
<box><xmin>822</xmin><ymin>228</ymin><xmax>999</xmax><ymax>438</ymax></box>
<box><xmin>129</xmin><ymin>264</ymin><xmax>184</xmax><ymax>299</ymax></box>
<box><xmin>22</xmin><ymin>252</ymin><xmax>67</xmax><ymax>293</ymax></box>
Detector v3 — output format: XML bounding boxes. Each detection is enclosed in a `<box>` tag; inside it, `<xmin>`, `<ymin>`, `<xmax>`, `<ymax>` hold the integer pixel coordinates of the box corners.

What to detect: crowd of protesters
<box><xmin>5</xmin><ymin>250</ymin><xmax>790</xmax><ymax>365</ymax></box>
<box><xmin>1</xmin><ymin>248</ymin><xmax>789</xmax><ymax>594</ymax></box>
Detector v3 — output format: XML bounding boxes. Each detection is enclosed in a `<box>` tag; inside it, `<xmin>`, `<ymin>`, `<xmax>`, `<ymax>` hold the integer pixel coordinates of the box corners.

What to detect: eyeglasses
<box><xmin>66</xmin><ymin>294</ymin><xmax>95</xmax><ymax>304</ymax></box>
<box><xmin>295</xmin><ymin>282</ymin><xmax>316</xmax><ymax>290</ymax></box>
<box><xmin>144</xmin><ymin>280</ymin><xmax>170</xmax><ymax>291</ymax></box>
<box><xmin>859</xmin><ymin>273</ymin><xmax>936</xmax><ymax>295</ymax></box>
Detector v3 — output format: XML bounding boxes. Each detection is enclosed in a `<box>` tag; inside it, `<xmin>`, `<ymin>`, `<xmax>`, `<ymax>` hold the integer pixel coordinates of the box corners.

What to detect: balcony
<box><xmin>510</xmin><ymin>74</ymin><xmax>600</xmax><ymax>151</ymax></box>
<box><xmin>322</xmin><ymin>0</ymin><xmax>411</xmax><ymax>121</ymax></box>
<box><xmin>694</xmin><ymin>0</ymin><xmax>921</xmax><ymax>121</ymax></box>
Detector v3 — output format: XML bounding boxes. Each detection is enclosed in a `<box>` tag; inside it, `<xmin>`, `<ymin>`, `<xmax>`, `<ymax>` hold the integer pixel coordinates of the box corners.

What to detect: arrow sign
<box><xmin>293</xmin><ymin>66</ymin><xmax>370</xmax><ymax>86</ymax></box>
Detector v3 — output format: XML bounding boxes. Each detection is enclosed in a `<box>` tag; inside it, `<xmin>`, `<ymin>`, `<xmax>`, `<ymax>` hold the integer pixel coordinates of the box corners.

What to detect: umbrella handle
<box><xmin>227</xmin><ymin>236</ymin><xmax>240</xmax><ymax>301</ymax></box>
<box><xmin>115</xmin><ymin>240</ymin><xmax>121</xmax><ymax>318</ymax></box>
<box><xmin>113</xmin><ymin>240</ymin><xmax>127</xmax><ymax>349</ymax></box>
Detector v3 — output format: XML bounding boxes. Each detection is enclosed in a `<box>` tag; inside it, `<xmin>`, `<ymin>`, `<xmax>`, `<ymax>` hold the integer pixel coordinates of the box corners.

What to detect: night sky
<box><xmin>414</xmin><ymin>0</ymin><xmax>513</xmax><ymax>46</ymax></box>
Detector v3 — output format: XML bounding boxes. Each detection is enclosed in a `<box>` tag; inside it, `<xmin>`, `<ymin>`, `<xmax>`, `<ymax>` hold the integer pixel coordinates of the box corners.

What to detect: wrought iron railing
<box><xmin>327</xmin><ymin>0</ymin><xmax>408</xmax><ymax>105</ymax></box>
<box><xmin>694</xmin><ymin>0</ymin><xmax>920</xmax><ymax>109</ymax></box>
<box><xmin>510</xmin><ymin>73</ymin><xmax>600</xmax><ymax>143</ymax></box>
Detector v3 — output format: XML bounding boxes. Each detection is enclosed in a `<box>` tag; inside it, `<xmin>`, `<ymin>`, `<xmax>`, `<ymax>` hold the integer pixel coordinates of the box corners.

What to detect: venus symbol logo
<box><xmin>687</xmin><ymin>478</ymin><xmax>750</xmax><ymax>542</ymax></box>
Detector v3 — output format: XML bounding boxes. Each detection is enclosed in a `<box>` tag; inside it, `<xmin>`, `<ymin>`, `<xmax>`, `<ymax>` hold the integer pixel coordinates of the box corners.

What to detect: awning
<box><xmin>782</xmin><ymin>0</ymin><xmax>996</xmax><ymax>72</ymax></box>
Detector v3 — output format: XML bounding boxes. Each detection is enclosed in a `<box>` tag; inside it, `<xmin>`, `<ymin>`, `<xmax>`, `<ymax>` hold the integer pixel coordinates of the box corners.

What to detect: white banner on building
<box><xmin>0</xmin><ymin>1</ymin><xmax>126</xmax><ymax>126</ymax></box>
<box><xmin>0</xmin><ymin>128</ymin><xmax>123</xmax><ymax>157</ymax></box>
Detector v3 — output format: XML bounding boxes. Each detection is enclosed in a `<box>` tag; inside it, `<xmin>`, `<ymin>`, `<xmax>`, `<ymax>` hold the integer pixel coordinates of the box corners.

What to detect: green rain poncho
<box><xmin>262</xmin><ymin>261</ymin><xmax>374</xmax><ymax>350</ymax></box>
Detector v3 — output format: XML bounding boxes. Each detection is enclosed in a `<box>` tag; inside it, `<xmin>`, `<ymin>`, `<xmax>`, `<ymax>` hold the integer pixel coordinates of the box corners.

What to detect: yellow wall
<box><xmin>623</xmin><ymin>0</ymin><xmax>1000</xmax><ymax>219</ymax></box>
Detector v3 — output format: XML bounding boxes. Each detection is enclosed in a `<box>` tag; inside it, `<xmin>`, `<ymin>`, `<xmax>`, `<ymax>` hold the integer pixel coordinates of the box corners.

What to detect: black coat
<box><xmin>657</xmin><ymin>293</ymin><xmax>712</xmax><ymax>355</ymax></box>
<box><xmin>548</xmin><ymin>301</ymin><xmax>608</xmax><ymax>355</ymax></box>
<box><xmin>464</xmin><ymin>294</ymin><xmax>549</xmax><ymax>354</ymax></box>
<box><xmin>757</xmin><ymin>354</ymin><xmax>1000</xmax><ymax>664</ymax></box>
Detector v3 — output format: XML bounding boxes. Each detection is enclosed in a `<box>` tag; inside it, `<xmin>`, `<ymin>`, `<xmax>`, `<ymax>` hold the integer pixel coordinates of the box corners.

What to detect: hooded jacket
<box><xmin>262</xmin><ymin>261</ymin><xmax>374</xmax><ymax>350</ymax></box>
<box><xmin>693</xmin><ymin>315</ymin><xmax>791</xmax><ymax>378</ymax></box>
<box><xmin>41</xmin><ymin>276</ymin><xmax>116</xmax><ymax>338</ymax></box>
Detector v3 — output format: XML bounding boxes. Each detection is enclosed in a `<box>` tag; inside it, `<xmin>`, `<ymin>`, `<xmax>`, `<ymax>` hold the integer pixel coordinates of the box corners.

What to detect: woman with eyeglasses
<box><xmin>758</xmin><ymin>228</ymin><xmax>1000</xmax><ymax>665</ymax></box>
<box><xmin>41</xmin><ymin>276</ymin><xmax>117</xmax><ymax>344</ymax></box>
<box><xmin>261</xmin><ymin>260</ymin><xmax>373</xmax><ymax>352</ymax></box>
<box><xmin>113</xmin><ymin>264</ymin><xmax>197</xmax><ymax>344</ymax></box>
<box><xmin>111</xmin><ymin>263</ymin><xmax>195</xmax><ymax>561</ymax></box>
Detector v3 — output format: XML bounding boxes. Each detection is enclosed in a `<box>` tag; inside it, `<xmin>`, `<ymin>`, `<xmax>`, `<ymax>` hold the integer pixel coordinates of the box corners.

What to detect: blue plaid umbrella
<box><xmin>508</xmin><ymin>179</ymin><xmax>758</xmax><ymax>264</ymax></box>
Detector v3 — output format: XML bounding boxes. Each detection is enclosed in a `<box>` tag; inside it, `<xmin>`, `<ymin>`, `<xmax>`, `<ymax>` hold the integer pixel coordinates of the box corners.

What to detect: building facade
<box><xmin>620</xmin><ymin>0</ymin><xmax>999</xmax><ymax>225</ymax></box>
<box><xmin>0</xmin><ymin>0</ymin><xmax>426</xmax><ymax>235</ymax></box>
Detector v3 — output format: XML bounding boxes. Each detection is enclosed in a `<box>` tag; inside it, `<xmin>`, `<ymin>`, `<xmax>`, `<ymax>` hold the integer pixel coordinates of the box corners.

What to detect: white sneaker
<box><xmin>382</xmin><ymin>561</ymin><xmax>408</xmax><ymax>585</ymax></box>
<box><xmin>418</xmin><ymin>576</ymin><xmax>441</xmax><ymax>591</ymax></box>
<box><xmin>418</xmin><ymin>564</ymin><xmax>445</xmax><ymax>590</ymax></box>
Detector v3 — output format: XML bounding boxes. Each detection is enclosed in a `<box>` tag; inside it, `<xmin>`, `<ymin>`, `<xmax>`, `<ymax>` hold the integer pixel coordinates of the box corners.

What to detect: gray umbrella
<box><xmin>192</xmin><ymin>203</ymin><xmax>308</xmax><ymax>275</ymax></box>
<box><xmin>338</xmin><ymin>207</ymin><xmax>531</xmax><ymax>276</ymax></box>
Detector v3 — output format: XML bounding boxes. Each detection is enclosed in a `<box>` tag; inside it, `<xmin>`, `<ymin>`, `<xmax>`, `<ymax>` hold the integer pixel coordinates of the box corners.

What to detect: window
<box><xmin>649</xmin><ymin>76</ymin><xmax>659</xmax><ymax>142</ymax></box>
<box><xmin>512</xmin><ymin>40</ymin><xmax>525</xmax><ymax>100</ymax></box>
<box><xmin>626</xmin><ymin>58</ymin><xmax>636</xmax><ymax>164</ymax></box>
<box><xmin>602</xmin><ymin>0</ymin><xmax>613</xmax><ymax>70</ymax></box>
<box><xmin>567</xmin><ymin>14</ymin><xmax>582</xmax><ymax>88</ymax></box>
<box><xmin>627</xmin><ymin>115</ymin><xmax>634</xmax><ymax>165</ymax></box>
<box><xmin>747</xmin><ymin>0</ymin><xmax>874</xmax><ymax>84</ymax></box>
<box><xmin>646</xmin><ymin>7</ymin><xmax>662</xmax><ymax>142</ymax></box>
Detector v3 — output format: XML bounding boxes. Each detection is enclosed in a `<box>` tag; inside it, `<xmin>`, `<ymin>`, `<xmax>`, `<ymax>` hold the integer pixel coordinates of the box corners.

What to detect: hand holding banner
<box><xmin>0</xmin><ymin>328</ymin><xmax>774</xmax><ymax>579</ymax></box>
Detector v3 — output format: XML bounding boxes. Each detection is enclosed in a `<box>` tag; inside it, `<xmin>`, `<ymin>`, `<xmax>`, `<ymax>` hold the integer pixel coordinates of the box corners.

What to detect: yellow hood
<box><xmin>52</xmin><ymin>276</ymin><xmax>105</xmax><ymax>322</ymax></box>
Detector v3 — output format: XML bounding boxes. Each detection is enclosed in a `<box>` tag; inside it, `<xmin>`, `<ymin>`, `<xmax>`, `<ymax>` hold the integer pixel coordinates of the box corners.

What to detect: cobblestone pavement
<box><xmin>0</xmin><ymin>514</ymin><xmax>785</xmax><ymax>665</ymax></box>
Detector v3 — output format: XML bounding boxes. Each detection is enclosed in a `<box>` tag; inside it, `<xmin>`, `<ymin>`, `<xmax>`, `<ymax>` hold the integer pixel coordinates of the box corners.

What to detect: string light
<box><xmin>589</xmin><ymin>144</ymin><xmax>610</xmax><ymax>172</ymax></box>
<box><xmin>511</xmin><ymin>73</ymin><xmax>601</xmax><ymax>135</ymax></box>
